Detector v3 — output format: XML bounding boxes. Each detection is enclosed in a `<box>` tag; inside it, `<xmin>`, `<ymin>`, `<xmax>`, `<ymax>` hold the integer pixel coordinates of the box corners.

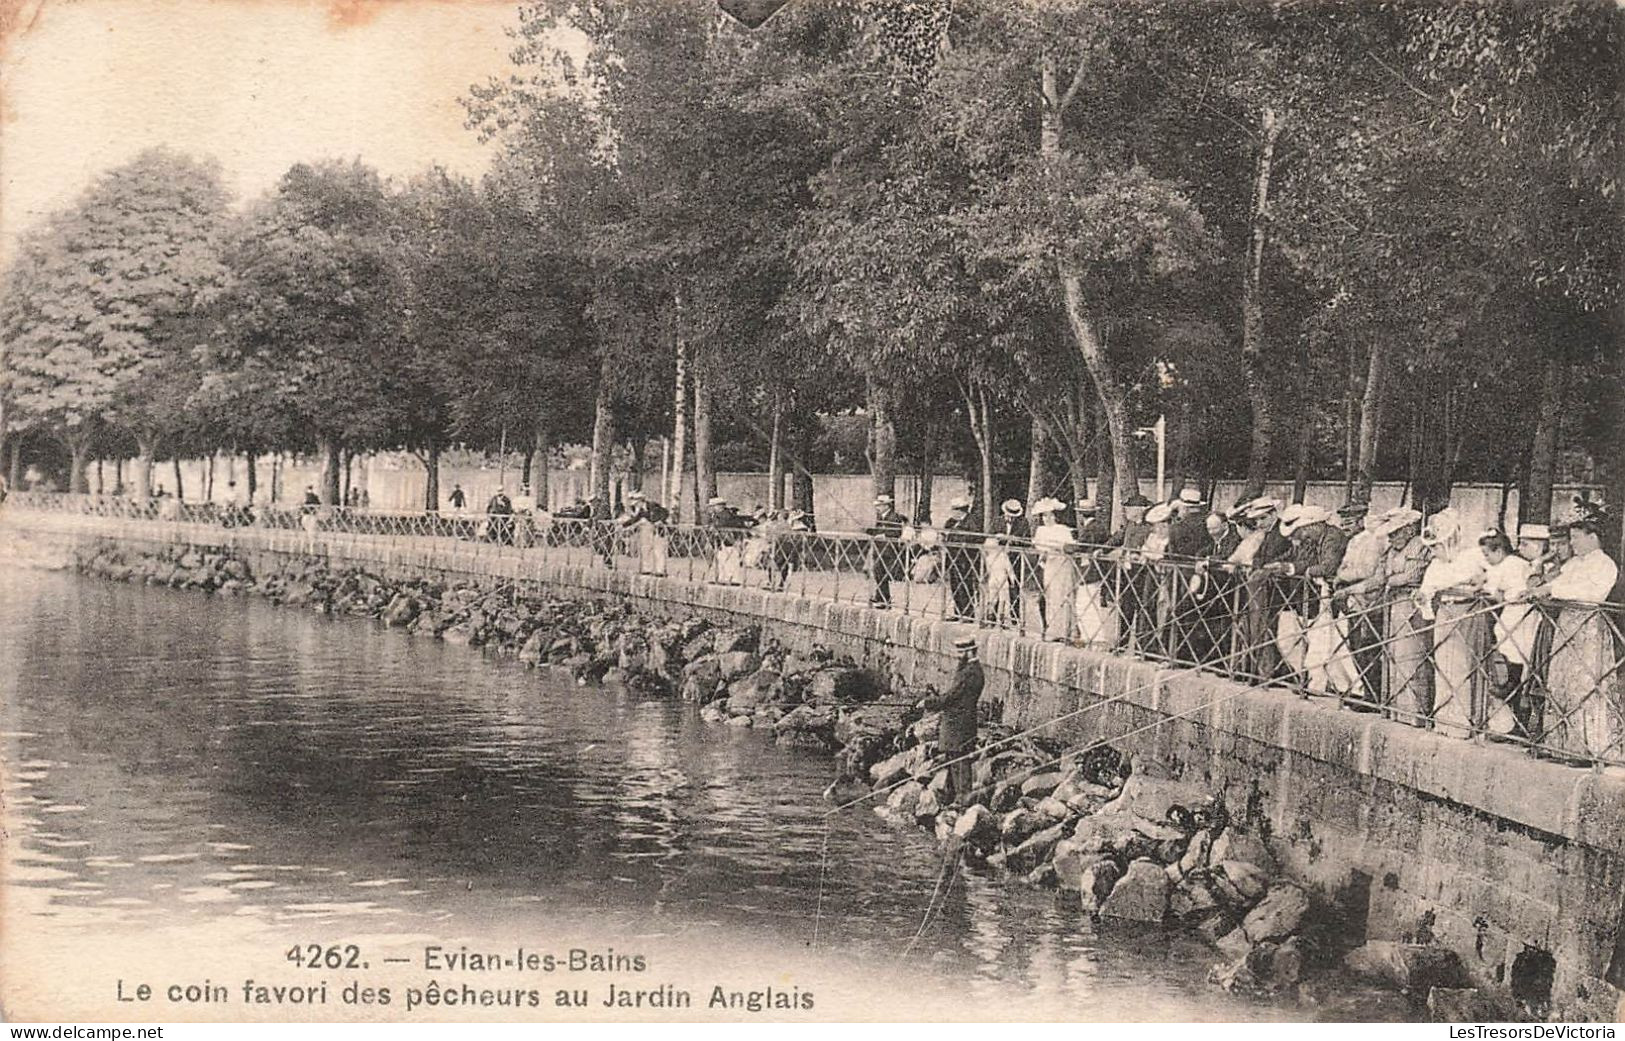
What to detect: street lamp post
<box><xmin>1134</xmin><ymin>415</ymin><xmax>1168</xmax><ymax>502</ymax></box>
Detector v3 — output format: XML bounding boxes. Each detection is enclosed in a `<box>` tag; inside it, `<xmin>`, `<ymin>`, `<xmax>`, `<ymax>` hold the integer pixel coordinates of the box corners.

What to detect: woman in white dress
<box><xmin>1030</xmin><ymin>498</ymin><xmax>1077</xmax><ymax>643</ymax></box>
<box><xmin>1419</xmin><ymin>508</ymin><xmax>1490</xmax><ymax>735</ymax></box>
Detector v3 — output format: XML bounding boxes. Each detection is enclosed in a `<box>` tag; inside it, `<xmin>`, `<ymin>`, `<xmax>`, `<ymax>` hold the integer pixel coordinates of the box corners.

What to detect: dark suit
<box><xmin>865</xmin><ymin>508</ymin><xmax>910</xmax><ymax>606</ymax></box>
<box><xmin>923</xmin><ymin>657</ymin><xmax>984</xmax><ymax>803</ymax></box>
<box><xmin>1243</xmin><ymin>524</ymin><xmax>1295</xmax><ymax>676</ymax></box>
<box><xmin>1170</xmin><ymin>512</ymin><xmax>1214</xmax><ymax>558</ymax></box>
<box><xmin>1109</xmin><ymin>520</ymin><xmax>1154</xmax><ymax>652</ymax></box>
<box><xmin>941</xmin><ymin>512</ymin><xmax>980</xmax><ymax>621</ymax></box>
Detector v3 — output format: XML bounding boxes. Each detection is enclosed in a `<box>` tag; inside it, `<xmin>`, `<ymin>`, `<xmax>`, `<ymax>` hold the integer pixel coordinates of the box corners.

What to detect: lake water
<box><xmin>0</xmin><ymin>568</ymin><xmax>1408</xmax><ymax>1022</ymax></box>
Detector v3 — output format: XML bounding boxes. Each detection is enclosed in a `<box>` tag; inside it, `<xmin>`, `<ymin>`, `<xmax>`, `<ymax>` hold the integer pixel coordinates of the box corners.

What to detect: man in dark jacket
<box><xmin>485</xmin><ymin>487</ymin><xmax>514</xmax><ymax>545</ymax></box>
<box><xmin>589</xmin><ymin>494</ymin><xmax>616</xmax><ymax>569</ymax></box>
<box><xmin>941</xmin><ymin>496</ymin><xmax>980</xmax><ymax>621</ymax></box>
<box><xmin>1108</xmin><ymin>493</ymin><xmax>1155</xmax><ymax>651</ymax></box>
<box><xmin>1169</xmin><ymin>487</ymin><xmax>1215</xmax><ymax>558</ymax></box>
<box><xmin>1207</xmin><ymin>511</ymin><xmax>1242</xmax><ymax>560</ymax></box>
<box><xmin>1075</xmin><ymin>499</ymin><xmax>1111</xmax><ymax>547</ymax></box>
<box><xmin>865</xmin><ymin>494</ymin><xmax>910</xmax><ymax>608</ymax></box>
<box><xmin>921</xmin><ymin>636</ymin><xmax>984</xmax><ymax>806</ymax></box>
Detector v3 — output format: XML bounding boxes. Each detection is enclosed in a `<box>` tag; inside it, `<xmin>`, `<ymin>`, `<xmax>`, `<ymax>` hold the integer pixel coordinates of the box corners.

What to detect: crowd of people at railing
<box><xmin>5</xmin><ymin>479</ymin><xmax>1622</xmax><ymax>766</ymax></box>
<box><xmin>842</xmin><ymin>486</ymin><xmax>1622</xmax><ymax>766</ymax></box>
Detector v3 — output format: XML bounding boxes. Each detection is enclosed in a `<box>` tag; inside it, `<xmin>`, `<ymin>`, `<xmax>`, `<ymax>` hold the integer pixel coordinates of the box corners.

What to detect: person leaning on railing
<box><xmin>1030</xmin><ymin>498</ymin><xmax>1077</xmax><ymax>642</ymax></box>
<box><xmin>864</xmin><ymin>494</ymin><xmax>910</xmax><ymax>609</ymax></box>
<box><xmin>1371</xmin><ymin>509</ymin><xmax>1432</xmax><ymax>723</ymax></box>
<box><xmin>985</xmin><ymin>500</ymin><xmax>1027</xmax><ymax>627</ymax></box>
<box><xmin>1071</xmin><ymin>499</ymin><xmax>1116</xmax><ymax>646</ymax></box>
<box><xmin>1105</xmin><ymin>494</ymin><xmax>1156</xmax><ymax>654</ymax></box>
<box><xmin>588</xmin><ymin>494</ymin><xmax>617</xmax><ymax>569</ymax></box>
<box><xmin>618</xmin><ymin>489</ymin><xmax>669</xmax><ymax>576</ymax></box>
<box><xmin>1263</xmin><ymin>504</ymin><xmax>1347</xmax><ymax>683</ymax></box>
<box><xmin>1476</xmin><ymin>525</ymin><xmax>1545</xmax><ymax>740</ymax></box>
<box><xmin>1520</xmin><ymin>513</ymin><xmax>1621</xmax><ymax>763</ymax></box>
<box><xmin>764</xmin><ymin>508</ymin><xmax>808</xmax><ymax>591</ymax></box>
<box><xmin>1331</xmin><ymin>502</ymin><xmax>1388</xmax><ymax>708</ymax></box>
<box><xmin>706</xmin><ymin>495</ymin><xmax>750</xmax><ymax>585</ymax></box>
<box><xmin>1229</xmin><ymin>498</ymin><xmax>1292</xmax><ymax>678</ymax></box>
<box><xmin>940</xmin><ymin>496</ymin><xmax>980</xmax><ymax>622</ymax></box>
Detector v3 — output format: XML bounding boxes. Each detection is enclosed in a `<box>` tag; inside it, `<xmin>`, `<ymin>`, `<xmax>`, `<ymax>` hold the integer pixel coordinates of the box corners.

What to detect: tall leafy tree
<box><xmin>210</xmin><ymin>160</ymin><xmax>404</xmax><ymax>504</ymax></box>
<box><xmin>0</xmin><ymin>146</ymin><xmax>229</xmax><ymax>492</ymax></box>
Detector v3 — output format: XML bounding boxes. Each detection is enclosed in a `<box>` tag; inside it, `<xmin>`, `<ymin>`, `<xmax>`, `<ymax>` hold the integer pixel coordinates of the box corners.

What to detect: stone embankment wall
<box><xmin>3</xmin><ymin>513</ymin><xmax>1622</xmax><ymax>1020</ymax></box>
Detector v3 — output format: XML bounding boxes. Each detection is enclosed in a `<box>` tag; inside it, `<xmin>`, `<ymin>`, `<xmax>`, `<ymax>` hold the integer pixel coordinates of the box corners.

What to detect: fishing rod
<box><xmin>823</xmin><ymin>590</ymin><xmax>1513</xmax><ymax>821</ymax></box>
<box><xmin>811</xmin><ymin>592</ymin><xmax>1518</xmax><ymax>951</ymax></box>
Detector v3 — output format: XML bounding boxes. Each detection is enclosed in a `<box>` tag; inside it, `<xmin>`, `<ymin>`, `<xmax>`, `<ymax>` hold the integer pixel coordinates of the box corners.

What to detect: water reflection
<box><xmin>0</xmin><ymin>568</ymin><xmax>1405</xmax><ymax>1020</ymax></box>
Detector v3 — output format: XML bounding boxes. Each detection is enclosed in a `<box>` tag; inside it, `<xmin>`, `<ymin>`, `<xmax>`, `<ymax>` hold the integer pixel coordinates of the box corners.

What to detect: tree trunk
<box><xmin>67</xmin><ymin>431</ymin><xmax>92</xmax><ymax>494</ymax></box>
<box><xmin>1167</xmin><ymin>395</ymin><xmax>1192</xmax><ymax>497</ymax></box>
<box><xmin>915</xmin><ymin>416</ymin><xmax>936</xmax><ymax>523</ymax></box>
<box><xmin>628</xmin><ymin>439</ymin><xmax>645</xmax><ymax>492</ymax></box>
<box><xmin>1240</xmin><ymin>106</ymin><xmax>1281</xmax><ymax>499</ymax></box>
<box><xmin>1042</xmin><ymin>56</ymin><xmax>1138</xmax><ymax>517</ymax></box>
<box><xmin>1413</xmin><ymin>382</ymin><xmax>1455</xmax><ymax>519</ymax></box>
<box><xmin>135</xmin><ymin>436</ymin><xmax>157</xmax><ymax>501</ymax></box>
<box><xmin>962</xmin><ymin>382</ymin><xmax>995</xmax><ymax>532</ymax></box>
<box><xmin>1026</xmin><ymin>416</ymin><xmax>1052</xmax><ymax>506</ymax></box>
<box><xmin>1353</xmin><ymin>338</ymin><xmax>1388</xmax><ymax>504</ymax></box>
<box><xmin>669</xmin><ymin>335</ymin><xmax>690</xmax><ymax>510</ymax></box>
<box><xmin>7</xmin><ymin>437</ymin><xmax>21</xmax><ymax>490</ymax></box>
<box><xmin>173</xmin><ymin>458</ymin><xmax>185</xmax><ymax>501</ymax></box>
<box><xmin>319</xmin><ymin>439</ymin><xmax>341</xmax><ymax>505</ymax></box>
<box><xmin>1059</xmin><ymin>279</ymin><xmax>1140</xmax><ymax>509</ymax></box>
<box><xmin>205</xmin><ymin>453</ymin><xmax>215</xmax><ymax>502</ymax></box>
<box><xmin>1522</xmin><ymin>353</ymin><xmax>1563</xmax><ymax>524</ymax></box>
<box><xmin>246</xmin><ymin>450</ymin><xmax>257</xmax><ymax>504</ymax></box>
<box><xmin>865</xmin><ymin>372</ymin><xmax>896</xmax><ymax>502</ymax></box>
<box><xmin>1292</xmin><ymin>407</ymin><xmax>1314</xmax><ymax>505</ymax></box>
<box><xmin>693</xmin><ymin>361</ymin><xmax>715</xmax><ymax>508</ymax></box>
<box><xmin>1070</xmin><ymin>383</ymin><xmax>1094</xmax><ymax>503</ymax></box>
<box><xmin>114</xmin><ymin>457</ymin><xmax>123</xmax><ymax>496</ymax></box>
<box><xmin>791</xmin><ymin>418</ymin><xmax>815</xmax><ymax>516</ymax></box>
<box><xmin>1093</xmin><ymin>397</ymin><xmax>1116</xmax><ymax>526</ymax></box>
<box><xmin>423</xmin><ymin>438</ymin><xmax>441</xmax><ymax>512</ymax></box>
<box><xmin>1343</xmin><ymin>338</ymin><xmax>1358</xmax><ymax>500</ymax></box>
<box><xmin>532</xmin><ymin>417</ymin><xmax>551</xmax><ymax>512</ymax></box>
<box><xmin>767</xmin><ymin>392</ymin><xmax>784</xmax><ymax>511</ymax></box>
<box><xmin>342</xmin><ymin>449</ymin><xmax>352</xmax><ymax>505</ymax></box>
<box><xmin>589</xmin><ymin>363</ymin><xmax>615</xmax><ymax>506</ymax></box>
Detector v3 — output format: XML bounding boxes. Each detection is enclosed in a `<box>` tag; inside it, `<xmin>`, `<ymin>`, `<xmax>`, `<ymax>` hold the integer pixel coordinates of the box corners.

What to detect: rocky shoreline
<box><xmin>71</xmin><ymin>539</ymin><xmax>1526</xmax><ymax>1021</ymax></box>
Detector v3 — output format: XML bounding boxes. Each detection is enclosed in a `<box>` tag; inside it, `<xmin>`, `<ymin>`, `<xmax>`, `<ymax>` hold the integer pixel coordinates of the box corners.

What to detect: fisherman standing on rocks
<box><xmin>920</xmin><ymin>636</ymin><xmax>984</xmax><ymax>806</ymax></box>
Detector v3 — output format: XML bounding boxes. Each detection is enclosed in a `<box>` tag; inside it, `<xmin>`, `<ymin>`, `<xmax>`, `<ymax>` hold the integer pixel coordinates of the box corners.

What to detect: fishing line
<box><xmin>827</xmin><ymin>589</ymin><xmax>1509</xmax><ymax>819</ymax></box>
<box><xmin>811</xmin><ymin>818</ymin><xmax>833</xmax><ymax>949</ymax></box>
<box><xmin>814</xmin><ymin>593</ymin><xmax>1512</xmax><ymax>947</ymax></box>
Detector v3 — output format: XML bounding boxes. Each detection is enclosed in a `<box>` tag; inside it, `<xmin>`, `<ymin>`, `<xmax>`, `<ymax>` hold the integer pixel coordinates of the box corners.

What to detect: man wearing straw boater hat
<box><xmin>987</xmin><ymin>498</ymin><xmax>1027</xmax><ymax>624</ymax></box>
<box><xmin>865</xmin><ymin>493</ymin><xmax>910</xmax><ymax>609</ymax></box>
<box><xmin>1169</xmin><ymin>485</ymin><xmax>1213</xmax><ymax>558</ymax></box>
<box><xmin>920</xmin><ymin>636</ymin><xmax>984</xmax><ymax>806</ymax></box>
<box><xmin>941</xmin><ymin>495</ymin><xmax>979</xmax><ymax>622</ymax></box>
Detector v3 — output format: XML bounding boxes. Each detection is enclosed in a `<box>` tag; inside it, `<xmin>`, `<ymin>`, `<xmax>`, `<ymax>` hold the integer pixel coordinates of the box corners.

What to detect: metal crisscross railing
<box><xmin>4</xmin><ymin>490</ymin><xmax>1620</xmax><ymax>768</ymax></box>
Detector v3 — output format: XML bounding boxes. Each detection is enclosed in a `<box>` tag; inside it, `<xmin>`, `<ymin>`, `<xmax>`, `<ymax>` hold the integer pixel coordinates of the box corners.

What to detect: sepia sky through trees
<box><xmin>0</xmin><ymin>0</ymin><xmax>544</xmax><ymax>259</ymax></box>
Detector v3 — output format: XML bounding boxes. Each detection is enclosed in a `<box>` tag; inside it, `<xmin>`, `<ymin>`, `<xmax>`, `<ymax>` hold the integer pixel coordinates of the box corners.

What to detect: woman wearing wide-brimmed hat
<box><xmin>1029</xmin><ymin>497</ymin><xmax>1076</xmax><ymax>643</ymax></box>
